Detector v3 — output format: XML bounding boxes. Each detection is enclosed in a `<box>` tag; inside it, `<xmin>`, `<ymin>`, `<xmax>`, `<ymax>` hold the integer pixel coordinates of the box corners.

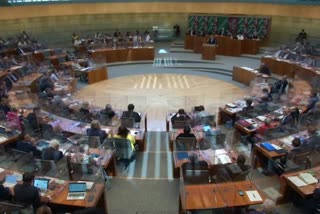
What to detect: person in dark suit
<box><xmin>26</xmin><ymin>106</ymin><xmax>41</xmax><ymax>132</ymax></box>
<box><xmin>242</xmin><ymin>99</ymin><xmax>254</xmax><ymax>112</ymax></box>
<box><xmin>86</xmin><ymin>120</ymin><xmax>107</xmax><ymax>143</ymax></box>
<box><xmin>42</xmin><ymin>139</ymin><xmax>63</xmax><ymax>162</ymax></box>
<box><xmin>259</xmin><ymin>63</ymin><xmax>271</xmax><ymax>76</ymax></box>
<box><xmin>0</xmin><ymin>177</ymin><xmax>11</xmax><ymax>201</ymax></box>
<box><xmin>176</xmin><ymin>126</ymin><xmax>196</xmax><ymax>140</ymax></box>
<box><xmin>16</xmin><ymin>134</ymin><xmax>41</xmax><ymax>158</ymax></box>
<box><xmin>121</xmin><ymin>104</ymin><xmax>141</xmax><ymax>123</ymax></box>
<box><xmin>207</xmin><ymin>34</ymin><xmax>216</xmax><ymax>44</ymax></box>
<box><xmin>303</xmin><ymin>92</ymin><xmax>319</xmax><ymax>114</ymax></box>
<box><xmin>280</xmin><ymin>75</ymin><xmax>288</xmax><ymax>94</ymax></box>
<box><xmin>100</xmin><ymin>104</ymin><xmax>116</xmax><ymax>120</ymax></box>
<box><xmin>302</xmin><ymin>126</ymin><xmax>320</xmax><ymax>151</ymax></box>
<box><xmin>13</xmin><ymin>172</ymin><xmax>46</xmax><ymax>211</ymax></box>
<box><xmin>280</xmin><ymin>108</ymin><xmax>294</xmax><ymax>127</ymax></box>
<box><xmin>171</xmin><ymin>109</ymin><xmax>191</xmax><ymax>124</ymax></box>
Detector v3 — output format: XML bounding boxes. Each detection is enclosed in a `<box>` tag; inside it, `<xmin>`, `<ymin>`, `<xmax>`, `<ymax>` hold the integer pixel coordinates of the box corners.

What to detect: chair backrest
<box><xmin>172</xmin><ymin>120</ymin><xmax>190</xmax><ymax>129</ymax></box>
<box><xmin>0</xmin><ymin>201</ymin><xmax>26</xmax><ymax>213</ymax></box>
<box><xmin>232</xmin><ymin>165</ymin><xmax>251</xmax><ymax>181</ymax></box>
<box><xmin>79</xmin><ymin>136</ymin><xmax>101</xmax><ymax>149</ymax></box>
<box><xmin>181</xmin><ymin>161</ymin><xmax>209</xmax><ymax>184</ymax></box>
<box><xmin>216</xmin><ymin>133</ymin><xmax>226</xmax><ymax>144</ymax></box>
<box><xmin>175</xmin><ymin>137</ymin><xmax>196</xmax><ymax>152</ymax></box>
<box><xmin>33</xmin><ymin>159</ymin><xmax>57</xmax><ymax>176</ymax></box>
<box><xmin>121</xmin><ymin>117</ymin><xmax>135</xmax><ymax>128</ymax></box>
<box><xmin>200</xmin><ymin>115</ymin><xmax>216</xmax><ymax>126</ymax></box>
<box><xmin>112</xmin><ymin>138</ymin><xmax>134</xmax><ymax>160</ymax></box>
<box><xmin>293</xmin><ymin>152</ymin><xmax>311</xmax><ymax>166</ymax></box>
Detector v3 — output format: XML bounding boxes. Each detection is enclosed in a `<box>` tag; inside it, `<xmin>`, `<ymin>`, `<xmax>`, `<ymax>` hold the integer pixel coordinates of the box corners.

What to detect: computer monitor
<box><xmin>33</xmin><ymin>178</ymin><xmax>49</xmax><ymax>190</ymax></box>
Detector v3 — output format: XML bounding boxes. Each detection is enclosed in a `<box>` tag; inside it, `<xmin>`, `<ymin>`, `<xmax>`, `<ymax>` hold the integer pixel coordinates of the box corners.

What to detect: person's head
<box><xmin>311</xmin><ymin>92</ymin><xmax>317</xmax><ymax>98</ymax></box>
<box><xmin>105</xmin><ymin>104</ymin><xmax>112</xmax><ymax>111</ymax></box>
<box><xmin>10</xmin><ymin>106</ymin><xmax>18</xmax><ymax>113</ymax></box>
<box><xmin>245</xmin><ymin>99</ymin><xmax>253</xmax><ymax>107</ymax></box>
<box><xmin>22</xmin><ymin>172</ymin><xmax>34</xmax><ymax>184</ymax></box>
<box><xmin>128</xmin><ymin>104</ymin><xmax>135</xmax><ymax>111</ymax></box>
<box><xmin>178</xmin><ymin>109</ymin><xmax>185</xmax><ymax>115</ymax></box>
<box><xmin>264</xmin><ymin>118</ymin><xmax>272</xmax><ymax>126</ymax></box>
<box><xmin>90</xmin><ymin>120</ymin><xmax>101</xmax><ymax>129</ymax></box>
<box><xmin>33</xmin><ymin>106</ymin><xmax>40</xmax><ymax>114</ymax></box>
<box><xmin>260</xmin><ymin>199</ymin><xmax>276</xmax><ymax>214</ymax></box>
<box><xmin>307</xmin><ymin>126</ymin><xmax>317</xmax><ymax>136</ymax></box>
<box><xmin>301</xmin><ymin>29</ymin><xmax>305</xmax><ymax>32</ymax></box>
<box><xmin>49</xmin><ymin>139</ymin><xmax>60</xmax><ymax>150</ymax></box>
<box><xmin>292</xmin><ymin>137</ymin><xmax>301</xmax><ymax>148</ymax></box>
<box><xmin>262</xmin><ymin>88</ymin><xmax>269</xmax><ymax>94</ymax></box>
<box><xmin>183</xmin><ymin>126</ymin><xmax>191</xmax><ymax>134</ymax></box>
<box><xmin>117</xmin><ymin>125</ymin><xmax>129</xmax><ymax>137</ymax></box>
<box><xmin>237</xmin><ymin>154</ymin><xmax>246</xmax><ymax>166</ymax></box>
<box><xmin>82</xmin><ymin>101</ymin><xmax>89</xmax><ymax>110</ymax></box>
<box><xmin>36</xmin><ymin>205</ymin><xmax>52</xmax><ymax>214</ymax></box>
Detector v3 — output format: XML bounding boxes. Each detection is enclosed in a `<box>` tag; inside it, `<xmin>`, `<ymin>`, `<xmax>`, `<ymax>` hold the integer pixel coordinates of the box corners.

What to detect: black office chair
<box><xmin>121</xmin><ymin>117</ymin><xmax>135</xmax><ymax>128</ymax></box>
<box><xmin>0</xmin><ymin>201</ymin><xmax>28</xmax><ymax>214</ymax></box>
<box><xmin>181</xmin><ymin>161</ymin><xmax>210</xmax><ymax>185</ymax></box>
<box><xmin>32</xmin><ymin>159</ymin><xmax>57</xmax><ymax>177</ymax></box>
<box><xmin>175</xmin><ymin>137</ymin><xmax>197</xmax><ymax>152</ymax></box>
<box><xmin>172</xmin><ymin>120</ymin><xmax>190</xmax><ymax>129</ymax></box>
<box><xmin>109</xmin><ymin>138</ymin><xmax>135</xmax><ymax>168</ymax></box>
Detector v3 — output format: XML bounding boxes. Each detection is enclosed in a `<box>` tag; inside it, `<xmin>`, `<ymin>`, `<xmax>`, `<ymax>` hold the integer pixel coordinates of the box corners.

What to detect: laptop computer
<box><xmin>4</xmin><ymin>175</ymin><xmax>17</xmax><ymax>187</ymax></box>
<box><xmin>66</xmin><ymin>183</ymin><xmax>87</xmax><ymax>200</ymax></box>
<box><xmin>33</xmin><ymin>178</ymin><xmax>49</xmax><ymax>193</ymax></box>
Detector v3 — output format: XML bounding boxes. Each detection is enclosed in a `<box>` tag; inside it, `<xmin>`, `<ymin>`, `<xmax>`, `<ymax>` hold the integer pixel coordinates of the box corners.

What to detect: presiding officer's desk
<box><xmin>89</xmin><ymin>47</ymin><xmax>155</xmax><ymax>64</ymax></box>
<box><xmin>232</xmin><ymin>66</ymin><xmax>260</xmax><ymax>86</ymax></box>
<box><xmin>179</xmin><ymin>181</ymin><xmax>264</xmax><ymax>213</ymax></box>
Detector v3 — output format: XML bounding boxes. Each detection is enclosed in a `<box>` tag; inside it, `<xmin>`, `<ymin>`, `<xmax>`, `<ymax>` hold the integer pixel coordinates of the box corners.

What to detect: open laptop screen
<box><xmin>69</xmin><ymin>183</ymin><xmax>86</xmax><ymax>192</ymax></box>
<box><xmin>33</xmin><ymin>178</ymin><xmax>49</xmax><ymax>190</ymax></box>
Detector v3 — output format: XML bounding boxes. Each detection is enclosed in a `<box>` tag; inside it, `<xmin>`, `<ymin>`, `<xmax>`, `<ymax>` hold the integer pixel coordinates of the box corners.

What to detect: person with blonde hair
<box><xmin>86</xmin><ymin>120</ymin><xmax>107</xmax><ymax>142</ymax></box>
<box><xmin>42</xmin><ymin>139</ymin><xmax>63</xmax><ymax>161</ymax></box>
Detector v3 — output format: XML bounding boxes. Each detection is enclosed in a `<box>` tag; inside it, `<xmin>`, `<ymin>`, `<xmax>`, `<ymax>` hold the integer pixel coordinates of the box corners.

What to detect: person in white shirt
<box><xmin>73</xmin><ymin>38</ymin><xmax>82</xmax><ymax>47</ymax></box>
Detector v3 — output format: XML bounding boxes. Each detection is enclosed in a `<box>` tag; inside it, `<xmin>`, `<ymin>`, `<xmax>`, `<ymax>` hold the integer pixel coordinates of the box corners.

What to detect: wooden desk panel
<box><xmin>241</xmin><ymin>39</ymin><xmax>259</xmax><ymax>55</ymax></box>
<box><xmin>215</xmin><ymin>36</ymin><xmax>242</xmax><ymax>57</ymax></box>
<box><xmin>232</xmin><ymin>66</ymin><xmax>257</xmax><ymax>86</ymax></box>
<box><xmin>193</xmin><ymin>36</ymin><xmax>207</xmax><ymax>53</ymax></box>
<box><xmin>129</xmin><ymin>47</ymin><xmax>155</xmax><ymax>61</ymax></box>
<box><xmin>202</xmin><ymin>44</ymin><xmax>216</xmax><ymax>60</ymax></box>
<box><xmin>184</xmin><ymin>35</ymin><xmax>194</xmax><ymax>50</ymax></box>
<box><xmin>261</xmin><ymin>57</ymin><xmax>295</xmax><ymax>78</ymax></box>
<box><xmin>281</xmin><ymin>166</ymin><xmax>320</xmax><ymax>198</ymax></box>
<box><xmin>180</xmin><ymin>181</ymin><xmax>264</xmax><ymax>212</ymax></box>
<box><xmin>86</xmin><ymin>66</ymin><xmax>108</xmax><ymax>84</ymax></box>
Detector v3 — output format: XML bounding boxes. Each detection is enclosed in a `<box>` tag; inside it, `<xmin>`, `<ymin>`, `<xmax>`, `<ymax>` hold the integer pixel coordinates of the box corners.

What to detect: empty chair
<box><xmin>32</xmin><ymin>159</ymin><xmax>57</xmax><ymax>177</ymax></box>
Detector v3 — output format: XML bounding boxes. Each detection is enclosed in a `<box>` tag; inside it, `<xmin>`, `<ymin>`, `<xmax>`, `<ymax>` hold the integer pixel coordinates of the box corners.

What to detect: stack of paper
<box><xmin>299</xmin><ymin>173</ymin><xmax>318</xmax><ymax>185</ymax></box>
<box><xmin>246</xmin><ymin>190</ymin><xmax>263</xmax><ymax>202</ymax></box>
<box><xmin>217</xmin><ymin>154</ymin><xmax>232</xmax><ymax>164</ymax></box>
<box><xmin>0</xmin><ymin>135</ymin><xmax>8</xmax><ymax>143</ymax></box>
<box><xmin>281</xmin><ymin>136</ymin><xmax>294</xmax><ymax>146</ymax></box>
<box><xmin>271</xmin><ymin>144</ymin><xmax>282</xmax><ymax>150</ymax></box>
<box><xmin>0</xmin><ymin>168</ymin><xmax>4</xmax><ymax>173</ymax></box>
<box><xmin>287</xmin><ymin>176</ymin><xmax>307</xmax><ymax>187</ymax></box>
<box><xmin>257</xmin><ymin>116</ymin><xmax>266</xmax><ymax>122</ymax></box>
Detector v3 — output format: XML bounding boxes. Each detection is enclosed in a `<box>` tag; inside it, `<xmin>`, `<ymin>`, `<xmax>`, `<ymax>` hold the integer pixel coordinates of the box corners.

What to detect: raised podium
<box><xmin>202</xmin><ymin>44</ymin><xmax>216</xmax><ymax>60</ymax></box>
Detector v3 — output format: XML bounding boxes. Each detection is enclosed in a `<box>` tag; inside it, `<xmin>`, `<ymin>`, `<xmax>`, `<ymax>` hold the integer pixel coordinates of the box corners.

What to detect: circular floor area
<box><xmin>75</xmin><ymin>73</ymin><xmax>246</xmax><ymax>131</ymax></box>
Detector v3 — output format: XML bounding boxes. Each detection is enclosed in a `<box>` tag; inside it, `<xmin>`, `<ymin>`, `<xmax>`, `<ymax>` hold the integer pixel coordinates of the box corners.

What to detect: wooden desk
<box><xmin>50</xmin><ymin>182</ymin><xmax>106</xmax><ymax>213</ymax></box>
<box><xmin>184</xmin><ymin>35</ymin><xmax>194</xmax><ymax>50</ymax></box>
<box><xmin>253</xmin><ymin>131</ymin><xmax>308</xmax><ymax>168</ymax></box>
<box><xmin>89</xmin><ymin>47</ymin><xmax>154</xmax><ymax>64</ymax></box>
<box><xmin>232</xmin><ymin>66</ymin><xmax>258</xmax><ymax>86</ymax></box>
<box><xmin>47</xmin><ymin>54</ymin><xmax>67</xmax><ymax>67</ymax></box>
<box><xmin>215</xmin><ymin>36</ymin><xmax>242</xmax><ymax>57</ymax></box>
<box><xmin>202</xmin><ymin>44</ymin><xmax>216</xmax><ymax>60</ymax></box>
<box><xmin>281</xmin><ymin>166</ymin><xmax>320</xmax><ymax>199</ymax></box>
<box><xmin>193</xmin><ymin>36</ymin><xmax>207</xmax><ymax>53</ymax></box>
<box><xmin>179</xmin><ymin>181</ymin><xmax>264</xmax><ymax>213</ymax></box>
<box><xmin>241</xmin><ymin>39</ymin><xmax>260</xmax><ymax>55</ymax></box>
<box><xmin>84</xmin><ymin>66</ymin><xmax>108</xmax><ymax>84</ymax></box>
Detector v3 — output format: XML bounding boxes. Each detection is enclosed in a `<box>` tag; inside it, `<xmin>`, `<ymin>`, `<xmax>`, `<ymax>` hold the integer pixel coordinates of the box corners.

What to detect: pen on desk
<box><xmin>252</xmin><ymin>193</ymin><xmax>256</xmax><ymax>198</ymax></box>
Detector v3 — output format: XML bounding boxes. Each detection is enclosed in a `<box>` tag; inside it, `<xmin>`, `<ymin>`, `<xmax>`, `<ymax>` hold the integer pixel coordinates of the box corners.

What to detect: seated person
<box><xmin>294</xmin><ymin>187</ymin><xmax>320</xmax><ymax>214</ymax></box>
<box><xmin>260</xmin><ymin>88</ymin><xmax>272</xmax><ymax>103</ymax></box>
<box><xmin>0</xmin><ymin>177</ymin><xmax>12</xmax><ymax>201</ymax></box>
<box><xmin>26</xmin><ymin>106</ymin><xmax>41</xmax><ymax>132</ymax></box>
<box><xmin>242</xmin><ymin>99</ymin><xmax>254</xmax><ymax>112</ymax></box>
<box><xmin>256</xmin><ymin>118</ymin><xmax>274</xmax><ymax>136</ymax></box>
<box><xmin>279</xmin><ymin>107</ymin><xmax>295</xmax><ymax>131</ymax></box>
<box><xmin>121</xmin><ymin>104</ymin><xmax>141</xmax><ymax>123</ymax></box>
<box><xmin>236</xmin><ymin>154</ymin><xmax>251</xmax><ymax>172</ymax></box>
<box><xmin>302</xmin><ymin>126</ymin><xmax>320</xmax><ymax>151</ymax></box>
<box><xmin>259</xmin><ymin>63</ymin><xmax>271</xmax><ymax>76</ymax></box>
<box><xmin>16</xmin><ymin>134</ymin><xmax>41</xmax><ymax>158</ymax></box>
<box><xmin>171</xmin><ymin>109</ymin><xmax>191</xmax><ymax>124</ymax></box>
<box><xmin>39</xmin><ymin>73</ymin><xmax>54</xmax><ymax>92</ymax></box>
<box><xmin>0</xmin><ymin>97</ymin><xmax>11</xmax><ymax>115</ymax></box>
<box><xmin>36</xmin><ymin>205</ymin><xmax>52</xmax><ymax>214</ymax></box>
<box><xmin>79</xmin><ymin>101</ymin><xmax>90</xmax><ymax>115</ymax></box>
<box><xmin>207</xmin><ymin>34</ymin><xmax>216</xmax><ymax>44</ymax></box>
<box><xmin>51</xmin><ymin>96</ymin><xmax>68</xmax><ymax>113</ymax></box>
<box><xmin>6</xmin><ymin>106</ymin><xmax>23</xmax><ymax>131</ymax></box>
<box><xmin>42</xmin><ymin>139</ymin><xmax>63</xmax><ymax>161</ymax></box>
<box><xmin>86</xmin><ymin>120</ymin><xmax>107</xmax><ymax>143</ymax></box>
<box><xmin>100</xmin><ymin>104</ymin><xmax>116</xmax><ymax>119</ymax></box>
<box><xmin>13</xmin><ymin>172</ymin><xmax>46</xmax><ymax>211</ymax></box>
<box><xmin>176</xmin><ymin>126</ymin><xmax>196</xmax><ymax>140</ymax></box>
<box><xmin>303</xmin><ymin>92</ymin><xmax>319</xmax><ymax>114</ymax></box>
<box><xmin>114</xmin><ymin>125</ymin><xmax>136</xmax><ymax>151</ymax></box>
